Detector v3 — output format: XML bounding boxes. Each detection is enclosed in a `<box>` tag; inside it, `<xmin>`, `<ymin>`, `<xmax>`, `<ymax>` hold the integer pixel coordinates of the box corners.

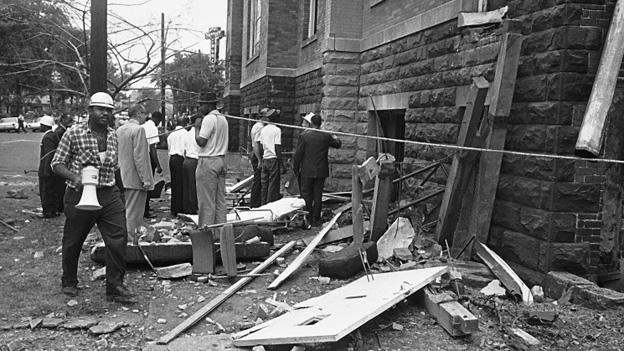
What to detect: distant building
<box><xmin>225</xmin><ymin>0</ymin><xmax>624</xmax><ymax>283</ymax></box>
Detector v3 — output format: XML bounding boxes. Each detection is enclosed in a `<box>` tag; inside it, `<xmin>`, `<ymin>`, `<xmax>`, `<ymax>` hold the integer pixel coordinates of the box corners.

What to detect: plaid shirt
<box><xmin>51</xmin><ymin>123</ymin><xmax>119</xmax><ymax>188</ymax></box>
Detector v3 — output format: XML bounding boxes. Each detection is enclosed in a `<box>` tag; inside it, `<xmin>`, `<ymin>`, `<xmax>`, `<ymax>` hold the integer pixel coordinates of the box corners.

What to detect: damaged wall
<box><xmin>226</xmin><ymin>0</ymin><xmax>622</xmax><ymax>280</ymax></box>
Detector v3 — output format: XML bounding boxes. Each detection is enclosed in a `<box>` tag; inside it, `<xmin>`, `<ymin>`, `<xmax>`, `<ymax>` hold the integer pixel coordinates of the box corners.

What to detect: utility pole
<box><xmin>90</xmin><ymin>0</ymin><xmax>107</xmax><ymax>94</ymax></box>
<box><xmin>161</xmin><ymin>12</ymin><xmax>166</xmax><ymax>119</ymax></box>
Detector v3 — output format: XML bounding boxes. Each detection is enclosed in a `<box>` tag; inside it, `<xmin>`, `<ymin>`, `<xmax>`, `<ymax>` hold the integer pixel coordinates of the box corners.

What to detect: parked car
<box><xmin>26</xmin><ymin>117</ymin><xmax>41</xmax><ymax>132</ymax></box>
<box><xmin>0</xmin><ymin>117</ymin><xmax>19</xmax><ymax>132</ymax></box>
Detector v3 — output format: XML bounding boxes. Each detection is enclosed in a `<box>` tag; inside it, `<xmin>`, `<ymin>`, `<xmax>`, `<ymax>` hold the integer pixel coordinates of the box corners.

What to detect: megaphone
<box><xmin>75</xmin><ymin>166</ymin><xmax>102</xmax><ymax>211</ymax></box>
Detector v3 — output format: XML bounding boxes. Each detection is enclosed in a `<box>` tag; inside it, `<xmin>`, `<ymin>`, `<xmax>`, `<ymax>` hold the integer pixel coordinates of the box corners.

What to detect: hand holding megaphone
<box><xmin>75</xmin><ymin>166</ymin><xmax>102</xmax><ymax>211</ymax></box>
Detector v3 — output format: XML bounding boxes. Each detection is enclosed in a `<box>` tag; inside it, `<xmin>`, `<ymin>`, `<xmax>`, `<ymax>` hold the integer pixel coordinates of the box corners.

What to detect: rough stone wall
<box><xmin>487</xmin><ymin>0</ymin><xmax>617</xmax><ymax>279</ymax></box>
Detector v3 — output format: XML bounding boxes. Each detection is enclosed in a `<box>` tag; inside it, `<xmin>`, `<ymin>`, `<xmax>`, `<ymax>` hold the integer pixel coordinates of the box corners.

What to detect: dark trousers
<box><xmin>62</xmin><ymin>186</ymin><xmax>127</xmax><ymax>289</ymax></box>
<box><xmin>144</xmin><ymin>158</ymin><xmax>157</xmax><ymax>216</ymax></box>
<box><xmin>169</xmin><ymin>154</ymin><xmax>184</xmax><ymax>215</ymax></box>
<box><xmin>250</xmin><ymin>154</ymin><xmax>262</xmax><ymax>208</ymax></box>
<box><xmin>182</xmin><ymin>157</ymin><xmax>198</xmax><ymax>214</ymax></box>
<box><xmin>300</xmin><ymin>177</ymin><xmax>325</xmax><ymax>225</ymax></box>
<box><xmin>261</xmin><ymin>158</ymin><xmax>281</xmax><ymax>205</ymax></box>
<box><xmin>39</xmin><ymin>175</ymin><xmax>66</xmax><ymax>215</ymax></box>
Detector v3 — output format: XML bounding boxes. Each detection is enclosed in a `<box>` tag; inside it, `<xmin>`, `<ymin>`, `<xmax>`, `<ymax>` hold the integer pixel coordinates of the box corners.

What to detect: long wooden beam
<box><xmin>157</xmin><ymin>241</ymin><xmax>296</xmax><ymax>344</ymax></box>
<box><xmin>576</xmin><ymin>0</ymin><xmax>624</xmax><ymax>157</ymax></box>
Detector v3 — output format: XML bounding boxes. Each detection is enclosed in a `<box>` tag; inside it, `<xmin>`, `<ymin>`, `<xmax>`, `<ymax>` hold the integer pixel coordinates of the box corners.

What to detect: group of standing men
<box><xmin>249</xmin><ymin>109</ymin><xmax>341</xmax><ymax>228</ymax></box>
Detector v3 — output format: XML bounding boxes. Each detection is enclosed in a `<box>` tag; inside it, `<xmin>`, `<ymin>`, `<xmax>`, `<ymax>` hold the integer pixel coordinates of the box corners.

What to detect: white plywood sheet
<box><xmin>233</xmin><ymin>266</ymin><xmax>448</xmax><ymax>347</ymax></box>
<box><xmin>178</xmin><ymin>197</ymin><xmax>305</xmax><ymax>225</ymax></box>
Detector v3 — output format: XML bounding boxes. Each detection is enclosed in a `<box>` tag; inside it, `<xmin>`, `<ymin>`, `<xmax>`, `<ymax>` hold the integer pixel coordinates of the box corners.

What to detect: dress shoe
<box><xmin>62</xmin><ymin>286</ymin><xmax>79</xmax><ymax>297</ymax></box>
<box><xmin>106</xmin><ymin>285</ymin><xmax>137</xmax><ymax>304</ymax></box>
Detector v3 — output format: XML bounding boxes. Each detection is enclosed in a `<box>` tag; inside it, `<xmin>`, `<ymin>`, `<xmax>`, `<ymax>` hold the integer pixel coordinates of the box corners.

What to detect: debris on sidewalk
<box><xmin>376</xmin><ymin>217</ymin><xmax>415</xmax><ymax>261</ymax></box>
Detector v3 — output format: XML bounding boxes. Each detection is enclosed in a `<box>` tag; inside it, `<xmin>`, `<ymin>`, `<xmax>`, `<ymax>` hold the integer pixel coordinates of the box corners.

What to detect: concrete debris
<box><xmin>89</xmin><ymin>320</ymin><xmax>128</xmax><ymax>335</ymax></box>
<box><xmin>376</xmin><ymin>217</ymin><xmax>415</xmax><ymax>261</ymax></box>
<box><xmin>321</xmin><ymin>244</ymin><xmax>344</xmax><ymax>254</ymax></box>
<box><xmin>196</xmin><ymin>276</ymin><xmax>209</xmax><ymax>283</ymax></box>
<box><xmin>508</xmin><ymin>327</ymin><xmax>540</xmax><ymax>347</ymax></box>
<box><xmin>95</xmin><ymin>338</ymin><xmax>108</xmax><ymax>348</ymax></box>
<box><xmin>29</xmin><ymin>318</ymin><xmax>42</xmax><ymax>329</ymax></box>
<box><xmin>41</xmin><ymin>318</ymin><xmax>63</xmax><ymax>328</ymax></box>
<box><xmin>309</xmin><ymin>276</ymin><xmax>331</xmax><ymax>284</ymax></box>
<box><xmin>252</xmin><ymin>346</ymin><xmax>266</xmax><ymax>351</ymax></box>
<box><xmin>91</xmin><ymin>267</ymin><xmax>106</xmax><ymax>281</ymax></box>
<box><xmin>256</xmin><ymin>303</ymin><xmax>271</xmax><ymax>320</ymax></box>
<box><xmin>531</xmin><ymin>285</ymin><xmax>544</xmax><ymax>302</ymax></box>
<box><xmin>480</xmin><ymin>280</ymin><xmax>506</xmax><ymax>296</ymax></box>
<box><xmin>33</xmin><ymin>251</ymin><xmax>44</xmax><ymax>259</ymax></box>
<box><xmin>66</xmin><ymin>300</ymin><xmax>78</xmax><ymax>307</ymax></box>
<box><xmin>197</xmin><ymin>296</ymin><xmax>206</xmax><ymax>303</ymax></box>
<box><xmin>63</xmin><ymin>317</ymin><xmax>98</xmax><ymax>329</ymax></box>
<box><xmin>525</xmin><ymin>311</ymin><xmax>558</xmax><ymax>326</ymax></box>
<box><xmin>156</xmin><ymin>318</ymin><xmax>167</xmax><ymax>324</ymax></box>
<box><xmin>392</xmin><ymin>322</ymin><xmax>404</xmax><ymax>331</ymax></box>
<box><xmin>177</xmin><ymin>304</ymin><xmax>188</xmax><ymax>310</ymax></box>
<box><xmin>155</xmin><ymin>263</ymin><xmax>192</xmax><ymax>279</ymax></box>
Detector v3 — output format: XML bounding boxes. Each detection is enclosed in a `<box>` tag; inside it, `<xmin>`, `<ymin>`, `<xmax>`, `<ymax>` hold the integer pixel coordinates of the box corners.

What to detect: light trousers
<box><xmin>196</xmin><ymin>156</ymin><xmax>227</xmax><ymax>227</ymax></box>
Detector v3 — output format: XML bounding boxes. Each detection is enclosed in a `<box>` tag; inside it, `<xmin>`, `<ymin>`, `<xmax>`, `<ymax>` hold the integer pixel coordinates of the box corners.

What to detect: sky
<box><xmin>106</xmin><ymin>0</ymin><xmax>227</xmax><ymax>87</ymax></box>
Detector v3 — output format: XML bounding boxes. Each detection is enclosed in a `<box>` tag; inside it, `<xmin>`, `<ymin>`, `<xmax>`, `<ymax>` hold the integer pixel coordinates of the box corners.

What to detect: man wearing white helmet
<box><xmin>51</xmin><ymin>92</ymin><xmax>136</xmax><ymax>304</ymax></box>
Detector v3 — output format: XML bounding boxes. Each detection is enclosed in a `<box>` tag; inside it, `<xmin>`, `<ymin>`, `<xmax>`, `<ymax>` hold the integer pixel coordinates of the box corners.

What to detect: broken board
<box><xmin>233</xmin><ymin>266</ymin><xmax>448</xmax><ymax>346</ymax></box>
<box><xmin>90</xmin><ymin>241</ymin><xmax>270</xmax><ymax>266</ymax></box>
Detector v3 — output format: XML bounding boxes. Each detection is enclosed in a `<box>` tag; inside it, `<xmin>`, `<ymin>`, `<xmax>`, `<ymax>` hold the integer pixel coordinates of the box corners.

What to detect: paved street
<box><xmin>0</xmin><ymin>131</ymin><xmax>41</xmax><ymax>177</ymax></box>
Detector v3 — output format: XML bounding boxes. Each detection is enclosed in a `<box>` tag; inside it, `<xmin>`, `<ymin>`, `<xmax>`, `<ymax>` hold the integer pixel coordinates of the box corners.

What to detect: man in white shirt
<box><xmin>249</xmin><ymin>107</ymin><xmax>267</xmax><ymax>208</ymax></box>
<box><xmin>195</xmin><ymin>97</ymin><xmax>229</xmax><ymax>226</ymax></box>
<box><xmin>259</xmin><ymin>108</ymin><xmax>282</xmax><ymax>205</ymax></box>
<box><xmin>142</xmin><ymin>111</ymin><xmax>163</xmax><ymax>218</ymax></box>
<box><xmin>166</xmin><ymin>116</ymin><xmax>188</xmax><ymax>216</ymax></box>
<box><xmin>182</xmin><ymin>114</ymin><xmax>200</xmax><ymax>214</ymax></box>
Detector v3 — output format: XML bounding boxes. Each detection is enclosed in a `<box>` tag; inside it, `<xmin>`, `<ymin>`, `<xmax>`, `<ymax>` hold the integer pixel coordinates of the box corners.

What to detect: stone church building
<box><xmin>222</xmin><ymin>0</ymin><xmax>624</xmax><ymax>285</ymax></box>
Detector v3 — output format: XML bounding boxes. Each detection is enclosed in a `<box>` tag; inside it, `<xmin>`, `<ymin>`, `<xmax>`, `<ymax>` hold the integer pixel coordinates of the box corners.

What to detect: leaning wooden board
<box><xmin>90</xmin><ymin>241</ymin><xmax>270</xmax><ymax>266</ymax></box>
<box><xmin>233</xmin><ymin>266</ymin><xmax>448</xmax><ymax>346</ymax></box>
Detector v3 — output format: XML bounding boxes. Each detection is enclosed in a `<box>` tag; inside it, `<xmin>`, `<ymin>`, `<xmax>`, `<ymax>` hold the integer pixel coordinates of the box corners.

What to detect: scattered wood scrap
<box><xmin>157</xmin><ymin>241</ymin><xmax>296</xmax><ymax>345</ymax></box>
<box><xmin>507</xmin><ymin>327</ymin><xmax>540</xmax><ymax>349</ymax></box>
<box><xmin>419</xmin><ymin>287</ymin><xmax>479</xmax><ymax>337</ymax></box>
<box><xmin>268</xmin><ymin>210</ymin><xmax>346</xmax><ymax>289</ymax></box>
<box><xmin>233</xmin><ymin>266</ymin><xmax>449</xmax><ymax>347</ymax></box>
<box><xmin>474</xmin><ymin>242</ymin><xmax>533</xmax><ymax>305</ymax></box>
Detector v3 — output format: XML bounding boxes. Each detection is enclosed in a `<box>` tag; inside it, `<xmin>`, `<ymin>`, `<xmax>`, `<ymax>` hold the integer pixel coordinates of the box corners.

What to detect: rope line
<box><xmin>145</xmin><ymin>112</ymin><xmax>622</xmax><ymax>166</ymax></box>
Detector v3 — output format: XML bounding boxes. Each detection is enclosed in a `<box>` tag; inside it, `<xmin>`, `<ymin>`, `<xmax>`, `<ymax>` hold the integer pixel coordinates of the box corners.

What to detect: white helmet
<box><xmin>89</xmin><ymin>92</ymin><xmax>114</xmax><ymax>109</ymax></box>
<box><xmin>40</xmin><ymin>115</ymin><xmax>55</xmax><ymax>127</ymax></box>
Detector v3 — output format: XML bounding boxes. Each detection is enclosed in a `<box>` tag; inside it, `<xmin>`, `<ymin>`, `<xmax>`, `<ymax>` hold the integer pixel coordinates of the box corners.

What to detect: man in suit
<box><xmin>293</xmin><ymin>113</ymin><xmax>342</xmax><ymax>227</ymax></box>
<box><xmin>117</xmin><ymin>104</ymin><xmax>154</xmax><ymax>242</ymax></box>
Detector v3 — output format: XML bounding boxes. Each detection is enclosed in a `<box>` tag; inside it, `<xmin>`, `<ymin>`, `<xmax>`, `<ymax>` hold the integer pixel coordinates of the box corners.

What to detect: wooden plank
<box><xmin>268</xmin><ymin>211</ymin><xmax>344</xmax><ymax>290</ymax></box>
<box><xmin>233</xmin><ymin>267</ymin><xmax>449</xmax><ymax>347</ymax></box>
<box><xmin>352</xmin><ymin>165</ymin><xmax>364</xmax><ymax>247</ymax></box>
<box><xmin>458</xmin><ymin>6</ymin><xmax>507</xmax><ymax>28</ymax></box>
<box><xmin>370</xmin><ymin>161</ymin><xmax>394</xmax><ymax>241</ymax></box>
<box><xmin>474</xmin><ymin>241</ymin><xmax>533</xmax><ymax>304</ymax></box>
<box><xmin>461</xmin><ymin>32</ymin><xmax>523</xmax><ymax>250</ymax></box>
<box><xmin>576</xmin><ymin>0</ymin><xmax>624</xmax><ymax>156</ymax></box>
<box><xmin>157</xmin><ymin>241</ymin><xmax>296</xmax><ymax>345</ymax></box>
<box><xmin>435</xmin><ymin>77</ymin><xmax>489</xmax><ymax>244</ymax></box>
<box><xmin>190</xmin><ymin>229</ymin><xmax>216</xmax><ymax>274</ymax></box>
<box><xmin>227</xmin><ymin>175</ymin><xmax>254</xmax><ymax>193</ymax></box>
<box><xmin>302</xmin><ymin>222</ymin><xmax>370</xmax><ymax>246</ymax></box>
<box><xmin>508</xmin><ymin>327</ymin><xmax>540</xmax><ymax>349</ymax></box>
<box><xmin>219</xmin><ymin>225</ymin><xmax>237</xmax><ymax>278</ymax></box>
<box><xmin>419</xmin><ymin>288</ymin><xmax>479</xmax><ymax>336</ymax></box>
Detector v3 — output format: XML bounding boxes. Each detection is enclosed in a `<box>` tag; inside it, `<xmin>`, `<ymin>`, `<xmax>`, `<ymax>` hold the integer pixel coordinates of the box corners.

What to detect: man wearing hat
<box><xmin>38</xmin><ymin>114</ymin><xmax>72</xmax><ymax>218</ymax></box>
<box><xmin>51</xmin><ymin>92</ymin><xmax>136</xmax><ymax>304</ymax></box>
<box><xmin>293</xmin><ymin>113</ymin><xmax>342</xmax><ymax>227</ymax></box>
<box><xmin>195</xmin><ymin>93</ymin><xmax>229</xmax><ymax>226</ymax></box>
<box><xmin>259</xmin><ymin>108</ymin><xmax>282</xmax><ymax>204</ymax></box>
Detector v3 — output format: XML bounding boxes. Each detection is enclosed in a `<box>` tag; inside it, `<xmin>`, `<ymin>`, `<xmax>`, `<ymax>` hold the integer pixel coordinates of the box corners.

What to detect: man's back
<box><xmin>295</xmin><ymin>130</ymin><xmax>341</xmax><ymax>178</ymax></box>
<box><xmin>117</xmin><ymin>121</ymin><xmax>152</xmax><ymax>189</ymax></box>
<box><xmin>198</xmin><ymin>112</ymin><xmax>228</xmax><ymax>157</ymax></box>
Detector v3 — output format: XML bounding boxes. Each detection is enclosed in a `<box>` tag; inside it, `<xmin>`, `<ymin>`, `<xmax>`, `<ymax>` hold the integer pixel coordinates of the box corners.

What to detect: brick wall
<box><xmin>267</xmin><ymin>0</ymin><xmax>299</xmax><ymax>68</ymax></box>
<box><xmin>362</xmin><ymin>0</ymin><xmax>454</xmax><ymax>39</ymax></box>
